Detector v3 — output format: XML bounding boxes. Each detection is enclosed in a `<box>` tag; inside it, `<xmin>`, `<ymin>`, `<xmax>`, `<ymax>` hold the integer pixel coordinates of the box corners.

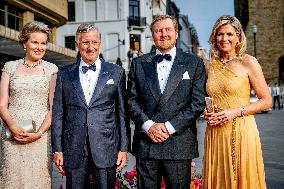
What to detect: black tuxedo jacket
<box><xmin>127</xmin><ymin>49</ymin><xmax>206</xmax><ymax>159</ymax></box>
<box><xmin>52</xmin><ymin>59</ymin><xmax>130</xmax><ymax>169</ymax></box>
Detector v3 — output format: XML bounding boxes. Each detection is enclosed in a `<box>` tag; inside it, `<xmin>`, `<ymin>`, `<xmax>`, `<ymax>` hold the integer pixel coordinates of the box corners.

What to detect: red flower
<box><xmin>127</xmin><ymin>178</ymin><xmax>135</xmax><ymax>185</ymax></box>
<box><xmin>161</xmin><ymin>177</ymin><xmax>166</xmax><ymax>189</ymax></box>
<box><xmin>123</xmin><ymin>169</ymin><xmax>137</xmax><ymax>180</ymax></box>
<box><xmin>193</xmin><ymin>178</ymin><xmax>202</xmax><ymax>189</ymax></box>
<box><xmin>115</xmin><ymin>178</ymin><xmax>123</xmax><ymax>189</ymax></box>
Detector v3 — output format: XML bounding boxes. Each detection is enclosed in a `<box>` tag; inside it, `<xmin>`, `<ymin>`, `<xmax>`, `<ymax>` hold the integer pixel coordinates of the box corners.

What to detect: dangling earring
<box><xmin>24</xmin><ymin>48</ymin><xmax>26</xmax><ymax>51</ymax></box>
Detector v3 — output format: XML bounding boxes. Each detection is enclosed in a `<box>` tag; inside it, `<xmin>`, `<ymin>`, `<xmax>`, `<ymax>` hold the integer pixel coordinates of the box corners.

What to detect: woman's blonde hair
<box><xmin>18</xmin><ymin>21</ymin><xmax>50</xmax><ymax>46</ymax></box>
<box><xmin>209</xmin><ymin>15</ymin><xmax>247</xmax><ymax>61</ymax></box>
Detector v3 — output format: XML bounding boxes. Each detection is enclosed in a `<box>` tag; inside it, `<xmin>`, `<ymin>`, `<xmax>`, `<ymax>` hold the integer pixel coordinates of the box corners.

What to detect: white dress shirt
<box><xmin>276</xmin><ymin>87</ymin><xmax>280</xmax><ymax>96</ymax></box>
<box><xmin>142</xmin><ymin>47</ymin><xmax>177</xmax><ymax>135</ymax></box>
<box><xmin>79</xmin><ymin>58</ymin><xmax>101</xmax><ymax>105</ymax></box>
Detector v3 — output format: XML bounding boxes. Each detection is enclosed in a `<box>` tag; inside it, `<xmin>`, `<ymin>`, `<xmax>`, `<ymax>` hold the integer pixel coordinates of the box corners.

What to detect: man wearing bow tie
<box><xmin>52</xmin><ymin>23</ymin><xmax>130</xmax><ymax>189</ymax></box>
<box><xmin>127</xmin><ymin>15</ymin><xmax>206</xmax><ymax>188</ymax></box>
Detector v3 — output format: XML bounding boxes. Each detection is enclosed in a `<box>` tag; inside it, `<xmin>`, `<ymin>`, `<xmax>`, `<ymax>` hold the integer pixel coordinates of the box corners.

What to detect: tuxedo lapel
<box><xmin>88</xmin><ymin>60</ymin><xmax>112</xmax><ymax>106</ymax></box>
<box><xmin>68</xmin><ymin>61</ymin><xmax>88</xmax><ymax>107</ymax></box>
<box><xmin>142</xmin><ymin>53</ymin><xmax>161</xmax><ymax>102</ymax></box>
<box><xmin>155</xmin><ymin>50</ymin><xmax>186</xmax><ymax>112</ymax></box>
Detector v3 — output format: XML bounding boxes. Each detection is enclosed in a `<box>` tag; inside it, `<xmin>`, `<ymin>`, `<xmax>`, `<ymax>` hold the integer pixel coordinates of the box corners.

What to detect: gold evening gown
<box><xmin>202</xmin><ymin>60</ymin><xmax>267</xmax><ymax>189</ymax></box>
<box><xmin>0</xmin><ymin>59</ymin><xmax>58</xmax><ymax>189</ymax></box>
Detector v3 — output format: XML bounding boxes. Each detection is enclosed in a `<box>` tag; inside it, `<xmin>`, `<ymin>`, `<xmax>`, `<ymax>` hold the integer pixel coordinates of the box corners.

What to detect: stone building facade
<box><xmin>235</xmin><ymin>0</ymin><xmax>284</xmax><ymax>85</ymax></box>
<box><xmin>0</xmin><ymin>0</ymin><xmax>76</xmax><ymax>70</ymax></box>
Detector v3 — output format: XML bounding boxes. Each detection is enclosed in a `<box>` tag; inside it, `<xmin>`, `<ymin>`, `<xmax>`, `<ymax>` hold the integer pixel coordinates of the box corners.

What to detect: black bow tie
<box><xmin>81</xmin><ymin>64</ymin><xmax>96</xmax><ymax>74</ymax></box>
<box><xmin>154</xmin><ymin>54</ymin><xmax>172</xmax><ymax>63</ymax></box>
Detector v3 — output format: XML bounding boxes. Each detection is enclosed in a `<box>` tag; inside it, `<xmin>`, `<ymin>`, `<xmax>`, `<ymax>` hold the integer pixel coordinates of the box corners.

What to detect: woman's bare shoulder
<box><xmin>241</xmin><ymin>54</ymin><xmax>258</xmax><ymax>65</ymax></box>
<box><xmin>241</xmin><ymin>54</ymin><xmax>263</xmax><ymax>75</ymax></box>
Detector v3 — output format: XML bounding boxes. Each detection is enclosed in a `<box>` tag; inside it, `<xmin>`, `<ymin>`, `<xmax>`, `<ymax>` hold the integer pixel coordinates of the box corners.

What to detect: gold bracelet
<box><xmin>240</xmin><ymin>106</ymin><xmax>245</xmax><ymax>117</ymax></box>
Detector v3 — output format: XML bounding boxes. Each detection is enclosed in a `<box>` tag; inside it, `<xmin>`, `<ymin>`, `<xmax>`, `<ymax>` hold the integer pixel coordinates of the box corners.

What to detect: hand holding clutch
<box><xmin>5</xmin><ymin>119</ymin><xmax>36</xmax><ymax>139</ymax></box>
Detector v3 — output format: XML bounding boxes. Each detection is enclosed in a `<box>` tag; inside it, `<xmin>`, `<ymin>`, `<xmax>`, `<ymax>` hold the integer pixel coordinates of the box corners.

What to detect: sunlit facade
<box><xmin>0</xmin><ymin>0</ymin><xmax>76</xmax><ymax>72</ymax></box>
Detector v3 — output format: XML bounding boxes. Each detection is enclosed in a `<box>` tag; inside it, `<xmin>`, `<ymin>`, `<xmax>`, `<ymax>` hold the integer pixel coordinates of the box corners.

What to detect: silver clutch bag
<box><xmin>5</xmin><ymin>119</ymin><xmax>36</xmax><ymax>139</ymax></box>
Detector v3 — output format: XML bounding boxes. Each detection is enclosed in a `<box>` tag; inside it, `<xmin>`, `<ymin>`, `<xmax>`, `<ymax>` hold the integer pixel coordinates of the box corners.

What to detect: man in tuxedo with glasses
<box><xmin>52</xmin><ymin>23</ymin><xmax>130</xmax><ymax>189</ymax></box>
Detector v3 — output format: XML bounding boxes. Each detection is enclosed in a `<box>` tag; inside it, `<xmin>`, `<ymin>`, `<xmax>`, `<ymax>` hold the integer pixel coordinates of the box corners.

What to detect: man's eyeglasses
<box><xmin>79</xmin><ymin>41</ymin><xmax>100</xmax><ymax>46</ymax></box>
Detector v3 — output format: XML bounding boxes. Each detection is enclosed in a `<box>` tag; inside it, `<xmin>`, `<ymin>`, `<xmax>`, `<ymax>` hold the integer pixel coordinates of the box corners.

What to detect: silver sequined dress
<box><xmin>0</xmin><ymin>59</ymin><xmax>58</xmax><ymax>189</ymax></box>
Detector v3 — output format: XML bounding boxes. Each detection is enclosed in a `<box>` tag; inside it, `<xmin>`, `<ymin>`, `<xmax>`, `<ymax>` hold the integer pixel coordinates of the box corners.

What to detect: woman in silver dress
<box><xmin>0</xmin><ymin>21</ymin><xmax>58</xmax><ymax>189</ymax></box>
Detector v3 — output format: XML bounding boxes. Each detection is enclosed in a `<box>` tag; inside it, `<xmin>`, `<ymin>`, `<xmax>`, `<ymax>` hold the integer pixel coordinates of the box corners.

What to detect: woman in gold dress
<box><xmin>203</xmin><ymin>15</ymin><xmax>271</xmax><ymax>189</ymax></box>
